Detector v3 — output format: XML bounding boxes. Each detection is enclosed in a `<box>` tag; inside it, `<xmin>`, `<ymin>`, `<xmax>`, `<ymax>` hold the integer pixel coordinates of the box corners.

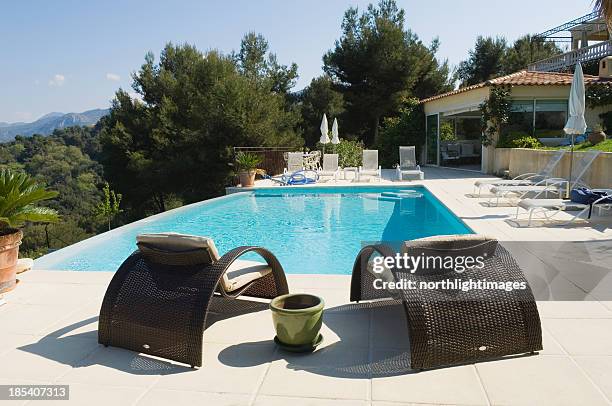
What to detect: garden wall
<box><xmin>505</xmin><ymin>148</ymin><xmax>612</xmax><ymax>189</ymax></box>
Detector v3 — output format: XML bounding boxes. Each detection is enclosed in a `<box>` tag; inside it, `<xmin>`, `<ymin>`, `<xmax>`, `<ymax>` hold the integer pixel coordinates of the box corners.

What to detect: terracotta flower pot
<box><xmin>588</xmin><ymin>131</ymin><xmax>606</xmax><ymax>145</ymax></box>
<box><xmin>0</xmin><ymin>228</ymin><xmax>23</xmax><ymax>293</ymax></box>
<box><xmin>239</xmin><ymin>170</ymin><xmax>256</xmax><ymax>187</ymax></box>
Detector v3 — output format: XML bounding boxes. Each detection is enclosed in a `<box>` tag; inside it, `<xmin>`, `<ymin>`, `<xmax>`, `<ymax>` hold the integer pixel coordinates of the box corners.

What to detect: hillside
<box><xmin>0</xmin><ymin>108</ymin><xmax>109</xmax><ymax>142</ymax></box>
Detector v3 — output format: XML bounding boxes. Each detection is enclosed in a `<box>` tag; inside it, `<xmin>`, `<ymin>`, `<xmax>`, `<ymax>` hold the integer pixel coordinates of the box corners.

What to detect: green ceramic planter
<box><xmin>270</xmin><ymin>293</ymin><xmax>324</xmax><ymax>347</ymax></box>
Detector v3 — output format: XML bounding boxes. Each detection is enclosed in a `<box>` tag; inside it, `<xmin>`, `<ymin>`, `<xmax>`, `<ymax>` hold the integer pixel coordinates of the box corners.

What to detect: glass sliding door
<box><xmin>426</xmin><ymin>114</ymin><xmax>439</xmax><ymax>165</ymax></box>
<box><xmin>439</xmin><ymin>114</ymin><xmax>482</xmax><ymax>171</ymax></box>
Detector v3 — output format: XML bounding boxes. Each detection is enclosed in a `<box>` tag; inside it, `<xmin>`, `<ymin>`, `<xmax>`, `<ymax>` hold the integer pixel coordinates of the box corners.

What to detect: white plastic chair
<box><xmin>318</xmin><ymin>154</ymin><xmax>340</xmax><ymax>182</ymax></box>
<box><xmin>396</xmin><ymin>146</ymin><xmax>424</xmax><ymax>180</ymax></box>
<box><xmin>358</xmin><ymin>150</ymin><xmax>381</xmax><ymax>182</ymax></box>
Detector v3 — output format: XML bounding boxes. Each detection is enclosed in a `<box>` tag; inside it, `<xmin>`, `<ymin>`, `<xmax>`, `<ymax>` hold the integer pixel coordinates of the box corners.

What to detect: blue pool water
<box><xmin>35</xmin><ymin>186</ymin><xmax>472</xmax><ymax>274</ymax></box>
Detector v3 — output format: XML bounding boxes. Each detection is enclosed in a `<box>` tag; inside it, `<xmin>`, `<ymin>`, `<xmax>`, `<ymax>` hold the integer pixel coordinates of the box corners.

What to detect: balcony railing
<box><xmin>528</xmin><ymin>40</ymin><xmax>612</xmax><ymax>72</ymax></box>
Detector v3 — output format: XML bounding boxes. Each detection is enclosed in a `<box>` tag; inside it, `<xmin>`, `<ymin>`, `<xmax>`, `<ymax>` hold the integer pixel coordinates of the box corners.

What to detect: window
<box><xmin>535</xmin><ymin>100</ymin><xmax>568</xmax><ymax>138</ymax></box>
<box><xmin>505</xmin><ymin>99</ymin><xmax>568</xmax><ymax>138</ymax></box>
<box><xmin>506</xmin><ymin>100</ymin><xmax>534</xmax><ymax>136</ymax></box>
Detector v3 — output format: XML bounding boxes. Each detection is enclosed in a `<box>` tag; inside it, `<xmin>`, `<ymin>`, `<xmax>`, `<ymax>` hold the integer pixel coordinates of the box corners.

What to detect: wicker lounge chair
<box><xmin>350</xmin><ymin>235</ymin><xmax>542</xmax><ymax>370</ymax></box>
<box><xmin>99</xmin><ymin>233</ymin><xmax>289</xmax><ymax>367</ymax></box>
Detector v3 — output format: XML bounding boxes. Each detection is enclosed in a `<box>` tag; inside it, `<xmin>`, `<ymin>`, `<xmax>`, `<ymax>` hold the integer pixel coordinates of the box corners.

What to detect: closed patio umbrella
<box><xmin>320</xmin><ymin>113</ymin><xmax>330</xmax><ymax>154</ymax></box>
<box><xmin>563</xmin><ymin>63</ymin><xmax>587</xmax><ymax>197</ymax></box>
<box><xmin>331</xmin><ymin>118</ymin><xmax>340</xmax><ymax>145</ymax></box>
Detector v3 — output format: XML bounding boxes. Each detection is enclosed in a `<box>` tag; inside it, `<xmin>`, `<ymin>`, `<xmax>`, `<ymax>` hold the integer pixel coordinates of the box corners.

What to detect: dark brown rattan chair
<box><xmin>98</xmin><ymin>233</ymin><xmax>289</xmax><ymax>367</ymax></box>
<box><xmin>351</xmin><ymin>235</ymin><xmax>542</xmax><ymax>370</ymax></box>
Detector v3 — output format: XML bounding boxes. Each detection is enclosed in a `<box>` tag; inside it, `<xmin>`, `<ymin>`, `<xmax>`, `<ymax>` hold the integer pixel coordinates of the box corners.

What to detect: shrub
<box><xmin>497</xmin><ymin>131</ymin><xmax>542</xmax><ymax>149</ymax></box>
<box><xmin>439</xmin><ymin>122</ymin><xmax>457</xmax><ymax>142</ymax></box>
<box><xmin>600</xmin><ymin>111</ymin><xmax>612</xmax><ymax>136</ymax></box>
<box><xmin>321</xmin><ymin>138</ymin><xmax>364</xmax><ymax>167</ymax></box>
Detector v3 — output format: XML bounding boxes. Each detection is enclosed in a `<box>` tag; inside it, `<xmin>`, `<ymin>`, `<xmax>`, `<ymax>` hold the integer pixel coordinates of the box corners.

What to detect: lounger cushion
<box><xmin>364</xmin><ymin>254</ymin><xmax>395</xmax><ymax>285</ymax></box>
<box><xmin>490</xmin><ymin>185</ymin><xmax>560</xmax><ymax>194</ymax></box>
<box><xmin>223</xmin><ymin>260</ymin><xmax>272</xmax><ymax>292</ymax></box>
<box><xmin>518</xmin><ymin>199</ymin><xmax>586</xmax><ymax>211</ymax></box>
<box><xmin>402</xmin><ymin>235</ymin><xmax>498</xmax><ymax>274</ymax></box>
<box><xmin>474</xmin><ymin>179</ymin><xmax>535</xmax><ymax>188</ymax></box>
<box><xmin>136</xmin><ymin>233</ymin><xmax>221</xmax><ymax>262</ymax></box>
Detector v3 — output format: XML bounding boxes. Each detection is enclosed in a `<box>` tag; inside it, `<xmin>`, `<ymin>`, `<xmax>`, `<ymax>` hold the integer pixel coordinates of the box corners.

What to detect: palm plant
<box><xmin>235</xmin><ymin>152</ymin><xmax>263</xmax><ymax>172</ymax></box>
<box><xmin>0</xmin><ymin>169</ymin><xmax>59</xmax><ymax>232</ymax></box>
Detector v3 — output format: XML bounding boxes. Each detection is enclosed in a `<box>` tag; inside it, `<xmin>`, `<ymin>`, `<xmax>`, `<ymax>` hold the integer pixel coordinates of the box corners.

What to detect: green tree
<box><xmin>299</xmin><ymin>75</ymin><xmax>345</xmax><ymax>147</ymax></box>
<box><xmin>456</xmin><ymin>36</ymin><xmax>507</xmax><ymax>87</ymax></box>
<box><xmin>94</xmin><ymin>183</ymin><xmax>122</xmax><ymax>231</ymax></box>
<box><xmin>504</xmin><ymin>35</ymin><xmax>562</xmax><ymax>74</ymax></box>
<box><xmin>235</xmin><ymin>32</ymin><xmax>299</xmax><ymax>95</ymax></box>
<box><xmin>376</xmin><ymin>98</ymin><xmax>425</xmax><ymax>168</ymax></box>
<box><xmin>100</xmin><ymin>43</ymin><xmax>302</xmax><ymax>217</ymax></box>
<box><xmin>323</xmin><ymin>0</ymin><xmax>451</xmax><ymax>145</ymax></box>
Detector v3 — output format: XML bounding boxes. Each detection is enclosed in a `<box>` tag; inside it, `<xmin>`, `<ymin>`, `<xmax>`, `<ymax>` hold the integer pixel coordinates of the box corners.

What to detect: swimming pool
<box><xmin>35</xmin><ymin>185</ymin><xmax>472</xmax><ymax>274</ymax></box>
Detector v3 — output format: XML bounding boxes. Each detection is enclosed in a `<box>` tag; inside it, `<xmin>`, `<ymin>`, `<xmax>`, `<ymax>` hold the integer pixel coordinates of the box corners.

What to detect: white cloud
<box><xmin>48</xmin><ymin>74</ymin><xmax>65</xmax><ymax>87</ymax></box>
<box><xmin>106</xmin><ymin>73</ymin><xmax>121</xmax><ymax>82</ymax></box>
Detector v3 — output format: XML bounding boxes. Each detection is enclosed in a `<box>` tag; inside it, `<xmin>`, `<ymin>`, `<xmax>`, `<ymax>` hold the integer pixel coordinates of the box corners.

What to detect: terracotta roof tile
<box><xmin>420</xmin><ymin>70</ymin><xmax>611</xmax><ymax>103</ymax></box>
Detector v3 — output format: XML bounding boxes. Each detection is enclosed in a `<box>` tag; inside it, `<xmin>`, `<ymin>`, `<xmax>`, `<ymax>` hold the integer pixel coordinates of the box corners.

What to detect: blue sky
<box><xmin>0</xmin><ymin>0</ymin><xmax>590</xmax><ymax>123</ymax></box>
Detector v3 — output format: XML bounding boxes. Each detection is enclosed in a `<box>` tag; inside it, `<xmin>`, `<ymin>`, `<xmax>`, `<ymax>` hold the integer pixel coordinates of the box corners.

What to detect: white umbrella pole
<box><xmin>568</xmin><ymin>135</ymin><xmax>574</xmax><ymax>198</ymax></box>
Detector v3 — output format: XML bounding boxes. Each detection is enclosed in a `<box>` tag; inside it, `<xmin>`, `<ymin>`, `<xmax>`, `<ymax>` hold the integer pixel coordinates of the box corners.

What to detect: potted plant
<box><xmin>235</xmin><ymin>152</ymin><xmax>263</xmax><ymax>187</ymax></box>
<box><xmin>588</xmin><ymin>124</ymin><xmax>606</xmax><ymax>145</ymax></box>
<box><xmin>0</xmin><ymin>169</ymin><xmax>59</xmax><ymax>293</ymax></box>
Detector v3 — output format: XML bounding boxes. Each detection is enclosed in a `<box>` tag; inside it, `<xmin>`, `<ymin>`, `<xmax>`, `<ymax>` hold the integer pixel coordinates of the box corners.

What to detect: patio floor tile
<box><xmin>42</xmin><ymin>383</ymin><xmax>147</xmax><ymax>406</ymax></box>
<box><xmin>57</xmin><ymin>346</ymin><xmax>166</xmax><ymax>387</ymax></box>
<box><xmin>544</xmin><ymin>318</ymin><xmax>612</xmax><ymax>355</ymax></box>
<box><xmin>0</xmin><ymin>336</ymin><xmax>97</xmax><ymax>381</ymax></box>
<box><xmin>537</xmin><ymin>300</ymin><xmax>612</xmax><ymax>319</ymax></box>
<box><xmin>370</xmin><ymin>304</ymin><xmax>410</xmax><ymax>349</ymax></box>
<box><xmin>253</xmin><ymin>395</ymin><xmax>368</xmax><ymax>406</ymax></box>
<box><xmin>370</xmin><ymin>351</ymin><xmax>487</xmax><ymax>405</ymax></box>
<box><xmin>137</xmin><ymin>389</ymin><xmax>252</xmax><ymax>406</ymax></box>
<box><xmin>0</xmin><ymin>303</ymin><xmax>83</xmax><ymax>335</ymax></box>
<box><xmin>573</xmin><ymin>356</ymin><xmax>612</xmax><ymax>402</ymax></box>
<box><xmin>476</xmin><ymin>355</ymin><xmax>609</xmax><ymax>406</ymax></box>
<box><xmin>154</xmin><ymin>342</ymin><xmax>275</xmax><ymax>394</ymax></box>
<box><xmin>258</xmin><ymin>346</ymin><xmax>370</xmax><ymax>400</ymax></box>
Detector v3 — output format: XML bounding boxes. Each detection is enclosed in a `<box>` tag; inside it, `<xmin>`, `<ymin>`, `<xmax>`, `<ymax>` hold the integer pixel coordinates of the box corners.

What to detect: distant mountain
<box><xmin>0</xmin><ymin>109</ymin><xmax>109</xmax><ymax>142</ymax></box>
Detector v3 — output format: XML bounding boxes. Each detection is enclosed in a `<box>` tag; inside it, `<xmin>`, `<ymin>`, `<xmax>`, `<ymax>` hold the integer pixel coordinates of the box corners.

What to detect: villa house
<box><xmin>421</xmin><ymin>11</ymin><xmax>612</xmax><ymax>175</ymax></box>
<box><xmin>420</xmin><ymin>64</ymin><xmax>612</xmax><ymax>174</ymax></box>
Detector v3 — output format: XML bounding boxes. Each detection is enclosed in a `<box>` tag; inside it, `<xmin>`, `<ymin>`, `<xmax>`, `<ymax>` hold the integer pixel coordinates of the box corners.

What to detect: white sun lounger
<box><xmin>358</xmin><ymin>150</ymin><xmax>381</xmax><ymax>182</ymax></box>
<box><xmin>489</xmin><ymin>178</ymin><xmax>568</xmax><ymax>206</ymax></box>
<box><xmin>487</xmin><ymin>151</ymin><xmax>602</xmax><ymax>206</ymax></box>
<box><xmin>473</xmin><ymin>150</ymin><xmax>566</xmax><ymax>196</ymax></box>
<box><xmin>318</xmin><ymin>153</ymin><xmax>340</xmax><ymax>182</ymax></box>
<box><xmin>516</xmin><ymin>190</ymin><xmax>612</xmax><ymax>226</ymax></box>
<box><xmin>396</xmin><ymin>146</ymin><xmax>424</xmax><ymax>180</ymax></box>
